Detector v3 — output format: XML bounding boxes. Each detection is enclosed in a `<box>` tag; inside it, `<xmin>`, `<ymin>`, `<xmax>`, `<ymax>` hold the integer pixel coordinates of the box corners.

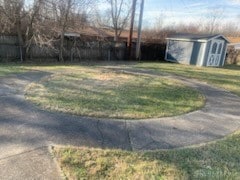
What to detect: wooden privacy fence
<box><xmin>0</xmin><ymin>35</ymin><xmax>126</xmax><ymax>61</ymax></box>
<box><xmin>0</xmin><ymin>35</ymin><xmax>20</xmax><ymax>60</ymax></box>
<box><xmin>141</xmin><ymin>43</ymin><xmax>166</xmax><ymax>61</ymax></box>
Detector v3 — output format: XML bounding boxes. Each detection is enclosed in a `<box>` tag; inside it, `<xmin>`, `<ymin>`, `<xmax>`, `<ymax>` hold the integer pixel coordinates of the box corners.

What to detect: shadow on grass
<box><xmin>133</xmin><ymin>62</ymin><xmax>240</xmax><ymax>96</ymax></box>
<box><xmin>223</xmin><ymin>64</ymin><xmax>240</xmax><ymax>71</ymax></box>
<box><xmin>25</xmin><ymin>70</ymin><xmax>204</xmax><ymax>119</ymax></box>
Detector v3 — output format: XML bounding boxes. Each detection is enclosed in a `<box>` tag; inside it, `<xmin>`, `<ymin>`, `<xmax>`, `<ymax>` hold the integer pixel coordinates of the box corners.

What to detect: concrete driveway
<box><xmin>0</xmin><ymin>70</ymin><xmax>240</xmax><ymax>179</ymax></box>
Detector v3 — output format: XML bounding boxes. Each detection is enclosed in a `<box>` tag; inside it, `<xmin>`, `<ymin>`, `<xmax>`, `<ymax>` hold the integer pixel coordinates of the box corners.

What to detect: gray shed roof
<box><xmin>166</xmin><ymin>33</ymin><xmax>229</xmax><ymax>43</ymax></box>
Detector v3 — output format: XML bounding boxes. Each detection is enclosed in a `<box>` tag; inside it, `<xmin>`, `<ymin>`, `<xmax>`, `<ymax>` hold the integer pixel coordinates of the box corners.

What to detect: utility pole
<box><xmin>127</xmin><ymin>0</ymin><xmax>137</xmax><ymax>60</ymax></box>
<box><xmin>136</xmin><ymin>0</ymin><xmax>144</xmax><ymax>60</ymax></box>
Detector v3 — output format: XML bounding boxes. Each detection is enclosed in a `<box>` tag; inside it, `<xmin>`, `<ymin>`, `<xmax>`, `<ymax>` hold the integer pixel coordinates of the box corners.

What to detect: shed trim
<box><xmin>222</xmin><ymin>44</ymin><xmax>227</xmax><ymax>66</ymax></box>
<box><xmin>200</xmin><ymin>42</ymin><xmax>207</xmax><ymax>66</ymax></box>
<box><xmin>166</xmin><ymin>38</ymin><xmax>208</xmax><ymax>43</ymax></box>
<box><xmin>207</xmin><ymin>34</ymin><xmax>229</xmax><ymax>43</ymax></box>
<box><xmin>164</xmin><ymin>40</ymin><xmax>169</xmax><ymax>60</ymax></box>
<box><xmin>166</xmin><ymin>34</ymin><xmax>229</xmax><ymax>43</ymax></box>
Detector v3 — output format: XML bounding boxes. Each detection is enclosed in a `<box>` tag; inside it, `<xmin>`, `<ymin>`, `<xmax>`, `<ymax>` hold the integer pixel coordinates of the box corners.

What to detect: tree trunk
<box><xmin>59</xmin><ymin>31</ymin><xmax>65</xmax><ymax>62</ymax></box>
<box><xmin>58</xmin><ymin>0</ymin><xmax>72</xmax><ymax>62</ymax></box>
<box><xmin>114</xmin><ymin>30</ymin><xmax>118</xmax><ymax>42</ymax></box>
<box><xmin>16</xmin><ymin>18</ymin><xmax>25</xmax><ymax>62</ymax></box>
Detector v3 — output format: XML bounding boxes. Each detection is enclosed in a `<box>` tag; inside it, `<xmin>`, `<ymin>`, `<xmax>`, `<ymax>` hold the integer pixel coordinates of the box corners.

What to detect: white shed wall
<box><xmin>165</xmin><ymin>40</ymin><xmax>194</xmax><ymax>64</ymax></box>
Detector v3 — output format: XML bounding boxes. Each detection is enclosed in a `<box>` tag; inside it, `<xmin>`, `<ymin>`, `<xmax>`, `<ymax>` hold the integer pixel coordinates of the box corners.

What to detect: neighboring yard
<box><xmin>53</xmin><ymin>130</ymin><xmax>240</xmax><ymax>179</ymax></box>
<box><xmin>25</xmin><ymin>65</ymin><xmax>204</xmax><ymax>119</ymax></box>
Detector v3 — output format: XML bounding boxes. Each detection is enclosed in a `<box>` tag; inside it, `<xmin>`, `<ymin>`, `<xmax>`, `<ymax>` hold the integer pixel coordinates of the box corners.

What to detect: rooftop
<box><xmin>167</xmin><ymin>33</ymin><xmax>229</xmax><ymax>42</ymax></box>
<box><xmin>64</xmin><ymin>26</ymin><xmax>138</xmax><ymax>41</ymax></box>
<box><xmin>227</xmin><ymin>37</ymin><xmax>240</xmax><ymax>44</ymax></box>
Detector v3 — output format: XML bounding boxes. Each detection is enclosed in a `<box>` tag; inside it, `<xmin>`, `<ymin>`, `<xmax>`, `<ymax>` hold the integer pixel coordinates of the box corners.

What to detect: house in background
<box><xmin>165</xmin><ymin>34</ymin><xmax>229</xmax><ymax>67</ymax></box>
<box><xmin>226</xmin><ymin>37</ymin><xmax>240</xmax><ymax>64</ymax></box>
<box><xmin>227</xmin><ymin>37</ymin><xmax>240</xmax><ymax>50</ymax></box>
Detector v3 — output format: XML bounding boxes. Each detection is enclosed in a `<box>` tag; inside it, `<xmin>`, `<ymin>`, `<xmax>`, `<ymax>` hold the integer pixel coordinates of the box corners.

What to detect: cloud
<box><xmin>184</xmin><ymin>2</ymin><xmax>206</xmax><ymax>8</ymax></box>
<box><xmin>228</xmin><ymin>0</ymin><xmax>240</xmax><ymax>4</ymax></box>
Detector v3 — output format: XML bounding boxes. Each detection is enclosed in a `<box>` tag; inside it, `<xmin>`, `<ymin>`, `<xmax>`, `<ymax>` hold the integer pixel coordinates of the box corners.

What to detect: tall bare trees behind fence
<box><xmin>0</xmin><ymin>0</ymin><xmax>96</xmax><ymax>62</ymax></box>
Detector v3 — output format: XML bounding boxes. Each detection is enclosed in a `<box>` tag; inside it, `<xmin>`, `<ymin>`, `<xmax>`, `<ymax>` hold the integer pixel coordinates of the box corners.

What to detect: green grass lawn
<box><xmin>53</xmin><ymin>130</ymin><xmax>240</xmax><ymax>179</ymax></box>
<box><xmin>133</xmin><ymin>63</ymin><xmax>240</xmax><ymax>96</ymax></box>
<box><xmin>0</xmin><ymin>63</ymin><xmax>27</xmax><ymax>76</ymax></box>
<box><xmin>25</xmin><ymin>65</ymin><xmax>204</xmax><ymax>119</ymax></box>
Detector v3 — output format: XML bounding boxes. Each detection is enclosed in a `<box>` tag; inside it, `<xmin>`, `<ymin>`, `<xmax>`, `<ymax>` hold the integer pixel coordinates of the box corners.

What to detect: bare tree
<box><xmin>101</xmin><ymin>0</ymin><xmax>131</xmax><ymax>42</ymax></box>
<box><xmin>153</xmin><ymin>12</ymin><xmax>166</xmax><ymax>31</ymax></box>
<box><xmin>203</xmin><ymin>7</ymin><xmax>224</xmax><ymax>34</ymax></box>
<box><xmin>52</xmin><ymin>0</ymin><xmax>73</xmax><ymax>62</ymax></box>
<box><xmin>49</xmin><ymin>0</ymin><xmax>94</xmax><ymax>61</ymax></box>
<box><xmin>0</xmin><ymin>0</ymin><xmax>51</xmax><ymax>60</ymax></box>
<box><xmin>0</xmin><ymin>0</ymin><xmax>95</xmax><ymax>61</ymax></box>
<box><xmin>24</xmin><ymin>0</ymin><xmax>46</xmax><ymax>57</ymax></box>
<box><xmin>0</xmin><ymin>0</ymin><xmax>26</xmax><ymax>61</ymax></box>
<box><xmin>220</xmin><ymin>21</ymin><xmax>240</xmax><ymax>36</ymax></box>
<box><xmin>0</xmin><ymin>3</ymin><xmax>12</xmax><ymax>33</ymax></box>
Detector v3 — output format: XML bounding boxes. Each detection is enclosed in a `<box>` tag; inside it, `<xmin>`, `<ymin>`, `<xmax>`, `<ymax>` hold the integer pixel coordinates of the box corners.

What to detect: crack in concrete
<box><xmin>138</xmin><ymin>141</ymin><xmax>157</xmax><ymax>151</ymax></box>
<box><xmin>96</xmin><ymin>120</ymin><xmax>105</xmax><ymax>148</ymax></box>
<box><xmin>124</xmin><ymin>120</ymin><xmax>133</xmax><ymax>151</ymax></box>
<box><xmin>139</xmin><ymin>122</ymin><xmax>159</xmax><ymax>144</ymax></box>
<box><xmin>0</xmin><ymin>146</ymin><xmax>48</xmax><ymax>161</ymax></box>
<box><xmin>136</xmin><ymin>122</ymin><xmax>173</xmax><ymax>150</ymax></box>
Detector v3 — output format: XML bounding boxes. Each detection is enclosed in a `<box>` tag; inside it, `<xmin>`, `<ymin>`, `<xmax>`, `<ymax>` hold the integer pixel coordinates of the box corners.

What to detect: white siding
<box><xmin>166</xmin><ymin>40</ymin><xmax>194</xmax><ymax>64</ymax></box>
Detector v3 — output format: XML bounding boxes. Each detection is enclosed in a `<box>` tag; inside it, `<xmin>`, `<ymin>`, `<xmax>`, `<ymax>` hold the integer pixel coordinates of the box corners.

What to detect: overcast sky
<box><xmin>143</xmin><ymin>0</ymin><xmax>240</xmax><ymax>27</ymax></box>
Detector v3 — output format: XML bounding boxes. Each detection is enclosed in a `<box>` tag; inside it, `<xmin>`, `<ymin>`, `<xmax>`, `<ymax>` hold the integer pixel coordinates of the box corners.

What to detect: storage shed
<box><xmin>165</xmin><ymin>33</ymin><xmax>229</xmax><ymax>67</ymax></box>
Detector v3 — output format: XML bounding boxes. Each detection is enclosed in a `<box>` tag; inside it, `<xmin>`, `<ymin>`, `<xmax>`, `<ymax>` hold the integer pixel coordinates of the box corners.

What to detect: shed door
<box><xmin>207</xmin><ymin>39</ymin><xmax>224</xmax><ymax>66</ymax></box>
